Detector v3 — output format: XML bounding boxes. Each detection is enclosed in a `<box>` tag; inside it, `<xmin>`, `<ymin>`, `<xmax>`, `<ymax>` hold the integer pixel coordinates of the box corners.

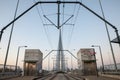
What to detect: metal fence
<box><xmin>0</xmin><ymin>64</ymin><xmax>22</xmax><ymax>79</ymax></box>
<box><xmin>104</xmin><ymin>63</ymin><xmax>120</xmax><ymax>71</ymax></box>
<box><xmin>0</xmin><ymin>64</ymin><xmax>16</xmax><ymax>72</ymax></box>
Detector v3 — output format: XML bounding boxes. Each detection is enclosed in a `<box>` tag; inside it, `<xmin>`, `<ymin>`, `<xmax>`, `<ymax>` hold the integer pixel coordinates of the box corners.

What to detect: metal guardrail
<box><xmin>0</xmin><ymin>64</ymin><xmax>22</xmax><ymax>79</ymax></box>
<box><xmin>102</xmin><ymin>72</ymin><xmax>120</xmax><ymax>75</ymax></box>
<box><xmin>104</xmin><ymin>63</ymin><xmax>120</xmax><ymax>70</ymax></box>
<box><xmin>0</xmin><ymin>72</ymin><xmax>21</xmax><ymax>80</ymax></box>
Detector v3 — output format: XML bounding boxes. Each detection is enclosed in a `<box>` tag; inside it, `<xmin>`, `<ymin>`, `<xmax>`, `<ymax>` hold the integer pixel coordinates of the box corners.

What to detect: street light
<box><xmin>45</xmin><ymin>50</ymin><xmax>50</xmax><ymax>71</ymax></box>
<box><xmin>15</xmin><ymin>46</ymin><xmax>27</xmax><ymax>73</ymax></box>
<box><xmin>91</xmin><ymin>45</ymin><xmax>104</xmax><ymax>72</ymax></box>
<box><xmin>71</xmin><ymin>49</ymin><xmax>75</xmax><ymax>71</ymax></box>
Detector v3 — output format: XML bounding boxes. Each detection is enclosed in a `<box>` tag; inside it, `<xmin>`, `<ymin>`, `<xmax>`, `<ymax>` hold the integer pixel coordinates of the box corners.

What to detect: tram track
<box><xmin>63</xmin><ymin>73</ymin><xmax>85</xmax><ymax>80</ymax></box>
<box><xmin>34</xmin><ymin>73</ymin><xmax>85</xmax><ymax>80</ymax></box>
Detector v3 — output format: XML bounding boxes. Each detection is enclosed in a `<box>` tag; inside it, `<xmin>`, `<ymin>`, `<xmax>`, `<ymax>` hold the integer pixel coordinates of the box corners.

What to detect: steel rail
<box><xmin>49</xmin><ymin>74</ymin><xmax>57</xmax><ymax>80</ymax></box>
<box><xmin>63</xmin><ymin>74</ymin><xmax>80</xmax><ymax>80</ymax></box>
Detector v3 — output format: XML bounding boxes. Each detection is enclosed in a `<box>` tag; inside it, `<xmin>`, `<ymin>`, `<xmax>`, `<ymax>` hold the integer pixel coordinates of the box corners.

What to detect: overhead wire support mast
<box><xmin>3</xmin><ymin>0</ymin><xmax>20</xmax><ymax>73</ymax></box>
<box><xmin>0</xmin><ymin>1</ymin><xmax>120</xmax><ymax>45</ymax></box>
<box><xmin>44</xmin><ymin>14</ymin><xmax>74</xmax><ymax>29</ymax></box>
<box><xmin>98</xmin><ymin>0</ymin><xmax>118</xmax><ymax>72</ymax></box>
<box><xmin>42</xmin><ymin>50</ymin><xmax>78</xmax><ymax>61</ymax></box>
<box><xmin>57</xmin><ymin>0</ymin><xmax>60</xmax><ymax>29</ymax></box>
<box><xmin>60</xmin><ymin>15</ymin><xmax>74</xmax><ymax>27</ymax></box>
<box><xmin>43</xmin><ymin>15</ymin><xmax>57</xmax><ymax>28</ymax></box>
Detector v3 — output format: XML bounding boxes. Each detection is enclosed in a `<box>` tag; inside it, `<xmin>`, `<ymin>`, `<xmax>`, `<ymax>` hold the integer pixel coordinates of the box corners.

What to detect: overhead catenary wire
<box><xmin>66</xmin><ymin>0</ymin><xmax>82</xmax><ymax>49</ymax></box>
<box><xmin>73</xmin><ymin>0</ymin><xmax>82</xmax><ymax>24</ymax></box>
<box><xmin>56</xmin><ymin>0</ymin><xmax>77</xmax><ymax>49</ymax></box>
<box><xmin>33</xmin><ymin>1</ymin><xmax>53</xmax><ymax>70</ymax></box>
<box><xmin>33</xmin><ymin>0</ymin><xmax>79</xmax><ymax>51</ymax></box>
<box><xmin>65</xmin><ymin>1</ymin><xmax>77</xmax><ymax>49</ymax></box>
<box><xmin>32</xmin><ymin>0</ymin><xmax>53</xmax><ymax>49</ymax></box>
<box><xmin>39</xmin><ymin>1</ymin><xmax>55</xmax><ymax>49</ymax></box>
<box><xmin>0</xmin><ymin>1</ymin><xmax>119</xmax><ymax>45</ymax></box>
<box><xmin>61</xmin><ymin>0</ymin><xmax>65</xmax><ymax>39</ymax></box>
<box><xmin>33</xmin><ymin>0</ymin><xmax>44</xmax><ymax>24</ymax></box>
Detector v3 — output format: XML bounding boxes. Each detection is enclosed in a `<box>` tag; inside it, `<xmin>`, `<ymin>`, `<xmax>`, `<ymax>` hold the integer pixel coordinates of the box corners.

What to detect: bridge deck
<box><xmin>5</xmin><ymin>73</ymin><xmax>120</xmax><ymax>80</ymax></box>
<box><xmin>6</xmin><ymin>76</ymin><xmax>35</xmax><ymax>80</ymax></box>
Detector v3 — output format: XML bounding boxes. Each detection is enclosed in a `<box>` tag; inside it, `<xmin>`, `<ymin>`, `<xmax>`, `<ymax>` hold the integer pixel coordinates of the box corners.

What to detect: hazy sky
<box><xmin>0</xmin><ymin>0</ymin><xmax>120</xmax><ymax>70</ymax></box>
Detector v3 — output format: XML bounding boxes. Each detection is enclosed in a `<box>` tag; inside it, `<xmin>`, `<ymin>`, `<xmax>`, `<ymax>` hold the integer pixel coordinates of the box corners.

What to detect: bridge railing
<box><xmin>104</xmin><ymin>63</ymin><xmax>120</xmax><ymax>71</ymax></box>
<box><xmin>0</xmin><ymin>64</ymin><xmax>22</xmax><ymax>79</ymax></box>
<box><xmin>100</xmin><ymin>63</ymin><xmax>120</xmax><ymax>75</ymax></box>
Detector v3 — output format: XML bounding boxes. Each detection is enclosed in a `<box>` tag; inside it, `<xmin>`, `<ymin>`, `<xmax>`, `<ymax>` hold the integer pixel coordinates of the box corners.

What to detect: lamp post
<box><xmin>15</xmin><ymin>46</ymin><xmax>27</xmax><ymax>73</ymax></box>
<box><xmin>45</xmin><ymin>50</ymin><xmax>50</xmax><ymax>71</ymax></box>
<box><xmin>91</xmin><ymin>45</ymin><xmax>104</xmax><ymax>72</ymax></box>
<box><xmin>71</xmin><ymin>49</ymin><xmax>75</xmax><ymax>71</ymax></box>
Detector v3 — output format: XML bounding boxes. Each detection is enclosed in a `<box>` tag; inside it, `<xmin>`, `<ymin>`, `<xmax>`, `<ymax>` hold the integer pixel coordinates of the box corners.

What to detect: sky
<box><xmin>0</xmin><ymin>0</ymin><xmax>120</xmax><ymax>70</ymax></box>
